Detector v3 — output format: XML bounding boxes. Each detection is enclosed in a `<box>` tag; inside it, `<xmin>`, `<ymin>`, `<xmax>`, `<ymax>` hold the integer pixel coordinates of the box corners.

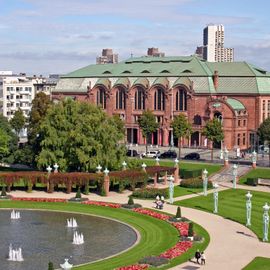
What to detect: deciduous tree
<box><xmin>258</xmin><ymin>117</ymin><xmax>270</xmax><ymax>166</ymax></box>
<box><xmin>10</xmin><ymin>109</ymin><xmax>25</xmax><ymax>136</ymax></box>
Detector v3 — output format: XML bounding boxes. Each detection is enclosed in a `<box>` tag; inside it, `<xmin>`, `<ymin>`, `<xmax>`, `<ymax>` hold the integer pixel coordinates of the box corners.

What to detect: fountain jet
<box><xmin>8</xmin><ymin>244</ymin><xmax>24</xmax><ymax>261</ymax></box>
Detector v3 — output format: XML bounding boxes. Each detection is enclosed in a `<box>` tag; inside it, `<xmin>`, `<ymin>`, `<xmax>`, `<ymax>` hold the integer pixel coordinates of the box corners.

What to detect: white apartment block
<box><xmin>203</xmin><ymin>24</ymin><xmax>234</xmax><ymax>62</ymax></box>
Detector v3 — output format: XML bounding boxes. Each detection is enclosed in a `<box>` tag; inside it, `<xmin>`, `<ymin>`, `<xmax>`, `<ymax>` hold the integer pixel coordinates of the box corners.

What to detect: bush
<box><xmin>75</xmin><ymin>187</ymin><xmax>82</xmax><ymax>199</ymax></box>
<box><xmin>180</xmin><ymin>178</ymin><xmax>213</xmax><ymax>188</ymax></box>
<box><xmin>128</xmin><ymin>196</ymin><xmax>134</xmax><ymax>205</ymax></box>
<box><xmin>181</xmin><ymin>169</ymin><xmax>202</xmax><ymax>179</ymax></box>
<box><xmin>132</xmin><ymin>188</ymin><xmax>168</xmax><ymax>199</ymax></box>
<box><xmin>48</xmin><ymin>262</ymin><xmax>54</xmax><ymax>270</ymax></box>
<box><xmin>246</xmin><ymin>178</ymin><xmax>258</xmax><ymax>186</ymax></box>
<box><xmin>122</xmin><ymin>203</ymin><xmax>142</xmax><ymax>209</ymax></box>
<box><xmin>139</xmin><ymin>256</ymin><xmax>169</xmax><ymax>267</ymax></box>
<box><xmin>188</xmin><ymin>222</ymin><xmax>194</xmax><ymax>237</ymax></box>
<box><xmin>175</xmin><ymin>206</ymin><xmax>181</xmax><ymax>219</ymax></box>
<box><xmin>1</xmin><ymin>186</ymin><xmax>7</xmax><ymax>197</ymax></box>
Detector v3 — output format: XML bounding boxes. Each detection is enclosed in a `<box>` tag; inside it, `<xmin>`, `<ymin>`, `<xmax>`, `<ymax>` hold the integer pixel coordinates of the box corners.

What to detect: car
<box><xmin>159</xmin><ymin>150</ymin><xmax>177</xmax><ymax>159</ymax></box>
<box><xmin>183</xmin><ymin>152</ymin><xmax>200</xmax><ymax>160</ymax></box>
<box><xmin>126</xmin><ymin>149</ymin><xmax>139</xmax><ymax>157</ymax></box>
<box><xmin>142</xmin><ymin>150</ymin><xmax>160</xmax><ymax>158</ymax></box>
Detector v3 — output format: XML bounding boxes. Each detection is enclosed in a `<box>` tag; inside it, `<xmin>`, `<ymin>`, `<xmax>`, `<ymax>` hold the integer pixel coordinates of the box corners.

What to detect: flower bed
<box><xmin>171</xmin><ymin>222</ymin><xmax>189</xmax><ymax>236</ymax></box>
<box><xmin>81</xmin><ymin>200</ymin><xmax>121</xmax><ymax>208</ymax></box>
<box><xmin>116</xmin><ymin>264</ymin><xmax>149</xmax><ymax>270</ymax></box>
<box><xmin>159</xmin><ymin>241</ymin><xmax>192</xmax><ymax>259</ymax></box>
<box><xmin>132</xmin><ymin>208</ymin><xmax>170</xmax><ymax>221</ymax></box>
<box><xmin>12</xmin><ymin>197</ymin><xmax>67</xmax><ymax>203</ymax></box>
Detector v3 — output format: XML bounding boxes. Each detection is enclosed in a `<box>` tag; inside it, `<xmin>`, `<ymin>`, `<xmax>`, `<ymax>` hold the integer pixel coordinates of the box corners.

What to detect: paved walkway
<box><xmin>8</xmin><ymin>181</ymin><xmax>270</xmax><ymax>270</ymax></box>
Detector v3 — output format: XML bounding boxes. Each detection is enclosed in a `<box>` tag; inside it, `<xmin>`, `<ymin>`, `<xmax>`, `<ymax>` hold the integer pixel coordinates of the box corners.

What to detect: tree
<box><xmin>202</xmin><ymin>118</ymin><xmax>224</xmax><ymax>161</ymax></box>
<box><xmin>138</xmin><ymin>110</ymin><xmax>159</xmax><ymax>152</ymax></box>
<box><xmin>171</xmin><ymin>114</ymin><xmax>192</xmax><ymax>159</ymax></box>
<box><xmin>0</xmin><ymin>129</ymin><xmax>11</xmax><ymax>159</ymax></box>
<box><xmin>48</xmin><ymin>261</ymin><xmax>54</xmax><ymax>270</ymax></box>
<box><xmin>258</xmin><ymin>117</ymin><xmax>270</xmax><ymax>166</ymax></box>
<box><xmin>10</xmin><ymin>109</ymin><xmax>25</xmax><ymax>136</ymax></box>
<box><xmin>36</xmin><ymin>99</ymin><xmax>125</xmax><ymax>172</ymax></box>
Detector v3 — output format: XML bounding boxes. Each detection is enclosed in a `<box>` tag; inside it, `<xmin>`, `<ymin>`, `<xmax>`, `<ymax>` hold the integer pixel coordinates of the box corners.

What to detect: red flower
<box><xmin>171</xmin><ymin>222</ymin><xmax>189</xmax><ymax>236</ymax></box>
<box><xmin>12</xmin><ymin>197</ymin><xmax>67</xmax><ymax>203</ymax></box>
<box><xmin>132</xmin><ymin>208</ymin><xmax>170</xmax><ymax>220</ymax></box>
<box><xmin>81</xmin><ymin>201</ymin><xmax>121</xmax><ymax>208</ymax></box>
<box><xmin>159</xmin><ymin>241</ymin><xmax>192</xmax><ymax>259</ymax></box>
<box><xmin>116</xmin><ymin>264</ymin><xmax>149</xmax><ymax>270</ymax></box>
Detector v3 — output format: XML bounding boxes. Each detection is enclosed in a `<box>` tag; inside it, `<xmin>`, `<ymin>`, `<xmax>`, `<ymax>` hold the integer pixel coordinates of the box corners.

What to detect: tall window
<box><xmin>135</xmin><ymin>88</ymin><xmax>145</xmax><ymax>110</ymax></box>
<box><xmin>96</xmin><ymin>88</ymin><xmax>106</xmax><ymax>109</ymax></box>
<box><xmin>116</xmin><ymin>89</ymin><xmax>126</xmax><ymax>110</ymax></box>
<box><xmin>175</xmin><ymin>89</ymin><xmax>187</xmax><ymax>111</ymax></box>
<box><xmin>154</xmin><ymin>88</ymin><xmax>165</xmax><ymax>111</ymax></box>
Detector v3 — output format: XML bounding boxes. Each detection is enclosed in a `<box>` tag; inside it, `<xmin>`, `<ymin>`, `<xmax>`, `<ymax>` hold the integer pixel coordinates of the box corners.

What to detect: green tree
<box><xmin>36</xmin><ymin>99</ymin><xmax>125</xmax><ymax>172</ymax></box>
<box><xmin>112</xmin><ymin>114</ymin><xmax>125</xmax><ymax>135</ymax></box>
<box><xmin>138</xmin><ymin>109</ymin><xmax>159</xmax><ymax>152</ymax></box>
<box><xmin>10</xmin><ymin>109</ymin><xmax>25</xmax><ymax>136</ymax></box>
<box><xmin>0</xmin><ymin>129</ymin><xmax>10</xmax><ymax>161</ymax></box>
<box><xmin>202</xmin><ymin>118</ymin><xmax>224</xmax><ymax>161</ymax></box>
<box><xmin>48</xmin><ymin>261</ymin><xmax>54</xmax><ymax>270</ymax></box>
<box><xmin>171</xmin><ymin>114</ymin><xmax>192</xmax><ymax>159</ymax></box>
<box><xmin>258</xmin><ymin>117</ymin><xmax>270</xmax><ymax>166</ymax></box>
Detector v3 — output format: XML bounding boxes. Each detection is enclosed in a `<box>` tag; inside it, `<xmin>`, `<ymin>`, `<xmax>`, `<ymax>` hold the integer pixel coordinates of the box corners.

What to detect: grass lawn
<box><xmin>173</xmin><ymin>186</ymin><xmax>205</xmax><ymax>198</ymax></box>
<box><xmin>0</xmin><ymin>201</ymin><xmax>209</xmax><ymax>269</ymax></box>
<box><xmin>243</xmin><ymin>257</ymin><xmax>270</xmax><ymax>270</ymax></box>
<box><xmin>174</xmin><ymin>188</ymin><xmax>270</xmax><ymax>242</ymax></box>
<box><xmin>239</xmin><ymin>167</ymin><xmax>270</xmax><ymax>185</ymax></box>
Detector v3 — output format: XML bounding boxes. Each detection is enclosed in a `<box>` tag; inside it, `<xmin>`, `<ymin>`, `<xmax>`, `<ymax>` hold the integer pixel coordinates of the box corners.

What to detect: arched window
<box><xmin>116</xmin><ymin>88</ymin><xmax>126</xmax><ymax>110</ymax></box>
<box><xmin>96</xmin><ymin>88</ymin><xmax>106</xmax><ymax>109</ymax></box>
<box><xmin>135</xmin><ymin>88</ymin><xmax>145</xmax><ymax>110</ymax></box>
<box><xmin>154</xmin><ymin>88</ymin><xmax>165</xmax><ymax>111</ymax></box>
<box><xmin>175</xmin><ymin>89</ymin><xmax>187</xmax><ymax>111</ymax></box>
<box><xmin>214</xmin><ymin>112</ymin><xmax>223</xmax><ymax>123</ymax></box>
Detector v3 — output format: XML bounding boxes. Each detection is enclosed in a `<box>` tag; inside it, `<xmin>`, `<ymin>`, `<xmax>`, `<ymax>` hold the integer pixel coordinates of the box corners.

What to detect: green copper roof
<box><xmin>114</xmin><ymin>77</ymin><xmax>130</xmax><ymax>88</ymax></box>
<box><xmin>227</xmin><ymin>98</ymin><xmax>245</xmax><ymax>110</ymax></box>
<box><xmin>153</xmin><ymin>77</ymin><xmax>169</xmax><ymax>88</ymax></box>
<box><xmin>94</xmin><ymin>78</ymin><xmax>111</xmax><ymax>89</ymax></box>
<box><xmin>133</xmin><ymin>78</ymin><xmax>149</xmax><ymax>88</ymax></box>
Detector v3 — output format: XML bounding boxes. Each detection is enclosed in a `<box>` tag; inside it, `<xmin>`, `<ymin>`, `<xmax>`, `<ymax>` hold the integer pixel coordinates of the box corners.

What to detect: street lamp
<box><xmin>263</xmin><ymin>203</ymin><xmax>270</xmax><ymax>242</ymax></box>
<box><xmin>103</xmin><ymin>168</ymin><xmax>109</xmax><ymax>176</ymax></box>
<box><xmin>224</xmin><ymin>147</ymin><xmax>229</xmax><ymax>162</ymax></box>
<box><xmin>245</xmin><ymin>191</ymin><xmax>252</xmax><ymax>226</ymax></box>
<box><xmin>213</xmin><ymin>183</ymin><xmax>219</xmax><ymax>214</ymax></box>
<box><xmin>53</xmin><ymin>163</ymin><xmax>59</xmax><ymax>173</ymax></box>
<box><xmin>168</xmin><ymin>175</ymin><xmax>174</xmax><ymax>204</ymax></box>
<box><xmin>141</xmin><ymin>163</ymin><xmax>147</xmax><ymax>171</ymax></box>
<box><xmin>155</xmin><ymin>156</ymin><xmax>160</xmax><ymax>165</ymax></box>
<box><xmin>122</xmin><ymin>161</ymin><xmax>127</xmax><ymax>170</ymax></box>
<box><xmin>60</xmin><ymin>258</ymin><xmax>73</xmax><ymax>270</ymax></box>
<box><xmin>232</xmin><ymin>164</ymin><xmax>238</xmax><ymax>189</ymax></box>
<box><xmin>174</xmin><ymin>158</ymin><xmax>179</xmax><ymax>165</ymax></box>
<box><xmin>130</xmin><ymin>97</ymin><xmax>135</xmax><ymax>157</ymax></box>
<box><xmin>96</xmin><ymin>164</ymin><xmax>102</xmax><ymax>173</ymax></box>
<box><xmin>202</xmin><ymin>169</ymin><xmax>208</xmax><ymax>196</ymax></box>
<box><xmin>46</xmin><ymin>165</ymin><xmax>52</xmax><ymax>174</ymax></box>
<box><xmin>252</xmin><ymin>151</ymin><xmax>257</xmax><ymax>168</ymax></box>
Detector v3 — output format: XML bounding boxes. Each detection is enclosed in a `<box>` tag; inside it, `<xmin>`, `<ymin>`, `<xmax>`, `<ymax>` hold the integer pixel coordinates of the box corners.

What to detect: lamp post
<box><xmin>232</xmin><ymin>164</ymin><xmax>238</xmax><ymax>189</ymax></box>
<box><xmin>213</xmin><ymin>183</ymin><xmax>219</xmax><ymax>214</ymax></box>
<box><xmin>155</xmin><ymin>156</ymin><xmax>160</xmax><ymax>166</ymax></box>
<box><xmin>60</xmin><ymin>258</ymin><xmax>73</xmax><ymax>270</ymax></box>
<box><xmin>168</xmin><ymin>175</ymin><xmax>174</xmax><ymax>204</ymax></box>
<box><xmin>245</xmin><ymin>191</ymin><xmax>252</xmax><ymax>226</ymax></box>
<box><xmin>46</xmin><ymin>165</ymin><xmax>52</xmax><ymax>174</ymax></box>
<box><xmin>263</xmin><ymin>203</ymin><xmax>270</xmax><ymax>242</ymax></box>
<box><xmin>53</xmin><ymin>163</ymin><xmax>59</xmax><ymax>173</ymax></box>
<box><xmin>141</xmin><ymin>163</ymin><xmax>147</xmax><ymax>171</ymax></box>
<box><xmin>103</xmin><ymin>168</ymin><xmax>109</xmax><ymax>176</ymax></box>
<box><xmin>252</xmin><ymin>151</ymin><xmax>257</xmax><ymax>169</ymax></box>
<box><xmin>96</xmin><ymin>164</ymin><xmax>102</xmax><ymax>173</ymax></box>
<box><xmin>122</xmin><ymin>161</ymin><xmax>127</xmax><ymax>170</ymax></box>
<box><xmin>202</xmin><ymin>169</ymin><xmax>208</xmax><ymax>196</ymax></box>
<box><xmin>130</xmin><ymin>97</ymin><xmax>134</xmax><ymax>157</ymax></box>
<box><xmin>170</xmin><ymin>88</ymin><xmax>174</xmax><ymax>148</ymax></box>
<box><xmin>224</xmin><ymin>147</ymin><xmax>229</xmax><ymax>167</ymax></box>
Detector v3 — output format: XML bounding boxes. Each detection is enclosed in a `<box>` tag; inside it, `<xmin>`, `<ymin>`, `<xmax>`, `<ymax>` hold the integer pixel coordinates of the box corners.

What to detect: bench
<box><xmin>258</xmin><ymin>178</ymin><xmax>270</xmax><ymax>186</ymax></box>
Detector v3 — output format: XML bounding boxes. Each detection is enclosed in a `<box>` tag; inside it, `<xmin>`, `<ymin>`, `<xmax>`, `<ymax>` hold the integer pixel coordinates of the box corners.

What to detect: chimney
<box><xmin>213</xmin><ymin>70</ymin><xmax>219</xmax><ymax>90</ymax></box>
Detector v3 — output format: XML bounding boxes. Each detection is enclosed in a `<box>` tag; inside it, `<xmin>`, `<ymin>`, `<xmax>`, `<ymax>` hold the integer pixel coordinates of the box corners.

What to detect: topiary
<box><xmin>75</xmin><ymin>187</ymin><xmax>82</xmax><ymax>199</ymax></box>
<box><xmin>1</xmin><ymin>186</ymin><xmax>7</xmax><ymax>197</ymax></box>
<box><xmin>188</xmin><ymin>222</ymin><xmax>194</xmax><ymax>237</ymax></box>
<box><xmin>128</xmin><ymin>196</ymin><xmax>134</xmax><ymax>205</ymax></box>
<box><xmin>175</xmin><ymin>206</ymin><xmax>181</xmax><ymax>219</ymax></box>
<box><xmin>48</xmin><ymin>261</ymin><xmax>54</xmax><ymax>270</ymax></box>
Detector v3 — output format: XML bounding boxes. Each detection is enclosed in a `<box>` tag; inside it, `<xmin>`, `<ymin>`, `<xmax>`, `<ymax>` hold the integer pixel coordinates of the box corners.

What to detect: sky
<box><xmin>0</xmin><ymin>0</ymin><xmax>270</xmax><ymax>75</ymax></box>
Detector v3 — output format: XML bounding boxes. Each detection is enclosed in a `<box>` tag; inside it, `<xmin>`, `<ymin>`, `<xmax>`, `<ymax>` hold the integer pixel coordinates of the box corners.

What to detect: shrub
<box><xmin>180</xmin><ymin>178</ymin><xmax>213</xmax><ymax>188</ymax></box>
<box><xmin>122</xmin><ymin>203</ymin><xmax>142</xmax><ymax>209</ymax></box>
<box><xmin>181</xmin><ymin>169</ymin><xmax>202</xmax><ymax>179</ymax></box>
<box><xmin>127</xmin><ymin>159</ymin><xmax>142</xmax><ymax>169</ymax></box>
<box><xmin>175</xmin><ymin>206</ymin><xmax>181</xmax><ymax>219</ymax></box>
<box><xmin>139</xmin><ymin>256</ymin><xmax>169</xmax><ymax>267</ymax></box>
<box><xmin>246</xmin><ymin>178</ymin><xmax>258</xmax><ymax>186</ymax></box>
<box><xmin>132</xmin><ymin>188</ymin><xmax>168</xmax><ymax>199</ymax></box>
<box><xmin>48</xmin><ymin>262</ymin><xmax>54</xmax><ymax>270</ymax></box>
<box><xmin>1</xmin><ymin>186</ymin><xmax>7</xmax><ymax>197</ymax></box>
<box><xmin>188</xmin><ymin>222</ymin><xmax>194</xmax><ymax>237</ymax></box>
<box><xmin>128</xmin><ymin>196</ymin><xmax>134</xmax><ymax>205</ymax></box>
<box><xmin>75</xmin><ymin>187</ymin><xmax>82</xmax><ymax>199</ymax></box>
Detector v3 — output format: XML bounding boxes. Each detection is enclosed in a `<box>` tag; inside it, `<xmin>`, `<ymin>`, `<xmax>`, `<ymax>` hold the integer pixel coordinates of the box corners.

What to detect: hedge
<box><xmin>180</xmin><ymin>178</ymin><xmax>213</xmax><ymax>189</ymax></box>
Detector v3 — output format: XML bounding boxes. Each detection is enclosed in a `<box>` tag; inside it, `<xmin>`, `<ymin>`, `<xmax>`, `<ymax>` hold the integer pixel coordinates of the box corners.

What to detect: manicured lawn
<box><xmin>173</xmin><ymin>186</ymin><xmax>204</xmax><ymax>197</ymax></box>
<box><xmin>174</xmin><ymin>188</ymin><xmax>270</xmax><ymax>242</ymax></box>
<box><xmin>0</xmin><ymin>201</ymin><xmax>209</xmax><ymax>269</ymax></box>
<box><xmin>239</xmin><ymin>167</ymin><xmax>270</xmax><ymax>185</ymax></box>
<box><xmin>243</xmin><ymin>257</ymin><xmax>270</xmax><ymax>270</ymax></box>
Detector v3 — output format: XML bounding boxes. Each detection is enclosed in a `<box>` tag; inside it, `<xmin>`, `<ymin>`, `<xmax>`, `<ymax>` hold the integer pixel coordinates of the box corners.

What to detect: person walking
<box><xmin>195</xmin><ymin>249</ymin><xmax>201</xmax><ymax>264</ymax></box>
<box><xmin>201</xmin><ymin>251</ymin><xmax>206</xmax><ymax>265</ymax></box>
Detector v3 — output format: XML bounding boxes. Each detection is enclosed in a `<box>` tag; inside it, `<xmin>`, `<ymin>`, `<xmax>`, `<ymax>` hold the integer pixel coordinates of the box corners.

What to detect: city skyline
<box><xmin>0</xmin><ymin>0</ymin><xmax>270</xmax><ymax>75</ymax></box>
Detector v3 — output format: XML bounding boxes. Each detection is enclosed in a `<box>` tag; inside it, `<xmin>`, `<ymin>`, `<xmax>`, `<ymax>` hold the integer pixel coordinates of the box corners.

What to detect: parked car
<box><xmin>159</xmin><ymin>150</ymin><xmax>177</xmax><ymax>159</ymax></box>
<box><xmin>183</xmin><ymin>152</ymin><xmax>200</xmax><ymax>160</ymax></box>
<box><xmin>126</xmin><ymin>149</ymin><xmax>139</xmax><ymax>157</ymax></box>
<box><xmin>142</xmin><ymin>150</ymin><xmax>160</xmax><ymax>158</ymax></box>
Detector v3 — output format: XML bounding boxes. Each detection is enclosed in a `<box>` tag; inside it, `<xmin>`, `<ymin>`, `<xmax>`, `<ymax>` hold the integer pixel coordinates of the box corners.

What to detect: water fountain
<box><xmin>67</xmin><ymin>218</ymin><xmax>78</xmax><ymax>228</ymax></box>
<box><xmin>10</xmin><ymin>210</ymin><xmax>21</xmax><ymax>220</ymax></box>
<box><xmin>60</xmin><ymin>258</ymin><xmax>73</xmax><ymax>270</ymax></box>
<box><xmin>72</xmin><ymin>231</ymin><xmax>84</xmax><ymax>245</ymax></box>
<box><xmin>8</xmin><ymin>244</ymin><xmax>24</xmax><ymax>261</ymax></box>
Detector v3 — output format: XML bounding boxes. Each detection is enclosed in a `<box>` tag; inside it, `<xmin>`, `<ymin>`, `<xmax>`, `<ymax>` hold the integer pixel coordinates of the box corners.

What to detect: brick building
<box><xmin>53</xmin><ymin>55</ymin><xmax>270</xmax><ymax>150</ymax></box>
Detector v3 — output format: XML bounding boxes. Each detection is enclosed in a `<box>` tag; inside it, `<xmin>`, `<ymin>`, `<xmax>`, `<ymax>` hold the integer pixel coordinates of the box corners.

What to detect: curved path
<box><xmin>9</xmin><ymin>185</ymin><xmax>270</xmax><ymax>270</ymax></box>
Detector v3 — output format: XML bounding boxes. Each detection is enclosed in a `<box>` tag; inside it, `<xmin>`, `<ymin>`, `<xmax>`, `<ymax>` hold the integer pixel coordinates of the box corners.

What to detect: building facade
<box><xmin>203</xmin><ymin>24</ymin><xmax>234</xmax><ymax>62</ymax></box>
<box><xmin>96</xmin><ymin>49</ymin><xmax>119</xmax><ymax>64</ymax></box>
<box><xmin>53</xmin><ymin>55</ymin><xmax>270</xmax><ymax>150</ymax></box>
<box><xmin>147</xmin><ymin>48</ymin><xmax>165</xmax><ymax>57</ymax></box>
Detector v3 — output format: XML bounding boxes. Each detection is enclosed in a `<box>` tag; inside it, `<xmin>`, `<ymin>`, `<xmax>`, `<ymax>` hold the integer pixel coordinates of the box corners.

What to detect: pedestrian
<box><xmin>195</xmin><ymin>249</ymin><xmax>201</xmax><ymax>264</ymax></box>
<box><xmin>201</xmin><ymin>251</ymin><xmax>206</xmax><ymax>265</ymax></box>
<box><xmin>161</xmin><ymin>195</ymin><xmax>165</xmax><ymax>203</ymax></box>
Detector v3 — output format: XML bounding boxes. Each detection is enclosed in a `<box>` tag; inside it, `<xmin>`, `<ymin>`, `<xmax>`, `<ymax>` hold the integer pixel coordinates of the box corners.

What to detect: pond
<box><xmin>0</xmin><ymin>209</ymin><xmax>138</xmax><ymax>270</ymax></box>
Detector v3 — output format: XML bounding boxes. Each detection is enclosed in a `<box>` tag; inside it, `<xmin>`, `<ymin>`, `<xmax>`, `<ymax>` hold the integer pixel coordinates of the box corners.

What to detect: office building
<box><xmin>96</xmin><ymin>49</ymin><xmax>119</xmax><ymax>64</ymax></box>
